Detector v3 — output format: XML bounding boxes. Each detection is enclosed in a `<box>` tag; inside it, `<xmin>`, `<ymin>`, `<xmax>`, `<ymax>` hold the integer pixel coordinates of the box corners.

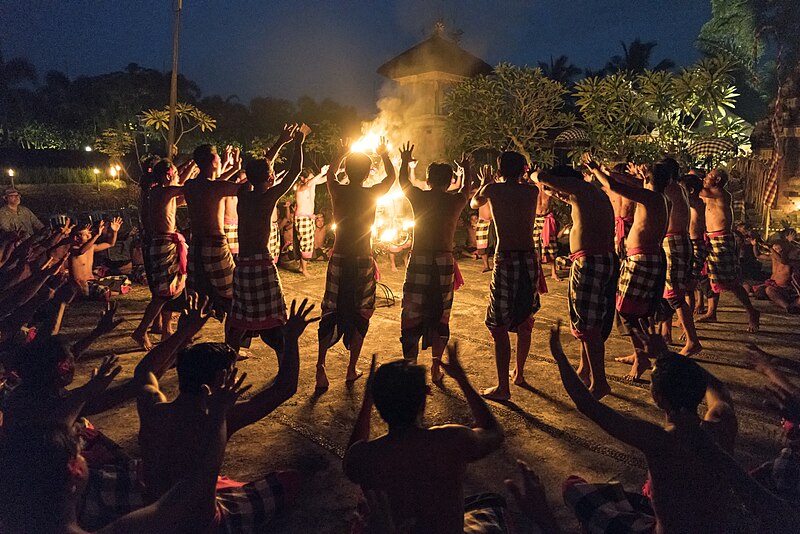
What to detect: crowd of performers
<box><xmin>1</xmin><ymin>120</ymin><xmax>800</xmax><ymax>533</ymax></box>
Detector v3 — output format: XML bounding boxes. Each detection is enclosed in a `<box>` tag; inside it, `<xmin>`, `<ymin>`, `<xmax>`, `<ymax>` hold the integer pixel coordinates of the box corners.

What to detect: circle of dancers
<box><xmin>0</xmin><ymin>123</ymin><xmax>799</xmax><ymax>533</ymax></box>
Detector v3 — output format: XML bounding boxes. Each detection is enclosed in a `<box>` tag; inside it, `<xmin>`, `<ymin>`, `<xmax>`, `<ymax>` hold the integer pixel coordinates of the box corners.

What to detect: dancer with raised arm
<box><xmin>533</xmin><ymin>184</ymin><xmax>561</xmax><ymax>281</ymax></box>
<box><xmin>397</xmin><ymin>142</ymin><xmax>472</xmax><ymax>383</ymax></box>
<box><xmin>315</xmin><ymin>138</ymin><xmax>395</xmax><ymax>391</ymax></box>
<box><xmin>294</xmin><ymin>166</ymin><xmax>328</xmax><ymax>277</ymax></box>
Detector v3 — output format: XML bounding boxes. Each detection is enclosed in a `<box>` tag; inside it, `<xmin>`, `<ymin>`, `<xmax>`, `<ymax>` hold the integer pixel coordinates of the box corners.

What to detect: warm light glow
<box><xmin>379</xmin><ymin>228</ymin><xmax>398</xmax><ymax>242</ymax></box>
<box><xmin>93</xmin><ymin>168</ymin><xmax>100</xmax><ymax>175</ymax></box>
<box><xmin>331</xmin><ymin>223</ymin><xmax>337</xmax><ymax>231</ymax></box>
<box><xmin>350</xmin><ymin>128</ymin><xmax>391</xmax><ymax>154</ymax></box>
<box><xmin>109</xmin><ymin>167</ymin><xmax>118</xmax><ymax>177</ymax></box>
<box><xmin>84</xmin><ymin>146</ymin><xmax>92</xmax><ymax>152</ymax></box>
<box><xmin>402</xmin><ymin>219</ymin><xmax>415</xmax><ymax>230</ymax></box>
<box><xmin>370</xmin><ymin>224</ymin><xmax>377</xmax><ymax>235</ymax></box>
<box><xmin>114</xmin><ymin>164</ymin><xmax>121</xmax><ymax>171</ymax></box>
<box><xmin>7</xmin><ymin>169</ymin><xmax>14</xmax><ymax>177</ymax></box>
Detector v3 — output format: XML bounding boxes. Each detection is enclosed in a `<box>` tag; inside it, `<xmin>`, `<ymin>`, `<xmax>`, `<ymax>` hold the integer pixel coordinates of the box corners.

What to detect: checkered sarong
<box><xmin>568</xmin><ymin>251</ymin><xmax>618</xmax><ymax>341</ymax></box>
<box><xmin>224</xmin><ymin>220</ymin><xmax>239</xmax><ymax>256</ymax></box>
<box><xmin>401</xmin><ymin>252</ymin><xmax>456</xmax><ymax>349</ymax></box>
<box><xmin>690</xmin><ymin>237</ymin><xmax>708</xmax><ymax>281</ymax></box>
<box><xmin>463</xmin><ymin>493</ymin><xmax>510</xmax><ymax>534</ymax></box>
<box><xmin>616</xmin><ymin>248</ymin><xmax>666</xmax><ymax>317</ymax></box>
<box><xmin>147</xmin><ymin>232</ymin><xmax>187</xmax><ymax>297</ymax></box>
<box><xmin>563</xmin><ymin>478</ymin><xmax>655</xmax><ymax>534</ymax></box>
<box><xmin>533</xmin><ymin>212</ymin><xmax>558</xmax><ymax>262</ymax></box>
<box><xmin>662</xmin><ymin>233</ymin><xmax>692</xmax><ymax>303</ymax></box>
<box><xmin>476</xmin><ymin>219</ymin><xmax>491</xmax><ymax>250</ymax></box>
<box><xmin>706</xmin><ymin>231</ymin><xmax>741</xmax><ymax>293</ymax></box>
<box><xmin>216</xmin><ymin>472</ymin><xmax>289</xmax><ymax>534</ymax></box>
<box><xmin>268</xmin><ymin>221</ymin><xmax>280</xmax><ymax>258</ymax></box>
<box><xmin>294</xmin><ymin>215</ymin><xmax>315</xmax><ymax>259</ymax></box>
<box><xmin>79</xmin><ymin>459</ymin><xmax>145</xmax><ymax>529</ymax></box>
<box><xmin>319</xmin><ymin>254</ymin><xmax>376</xmax><ymax>349</ymax></box>
<box><xmin>229</xmin><ymin>253</ymin><xmax>286</xmax><ymax>331</ymax></box>
<box><xmin>485</xmin><ymin>251</ymin><xmax>540</xmax><ymax>332</ymax></box>
<box><xmin>187</xmin><ymin>235</ymin><xmax>234</xmax><ymax>303</ymax></box>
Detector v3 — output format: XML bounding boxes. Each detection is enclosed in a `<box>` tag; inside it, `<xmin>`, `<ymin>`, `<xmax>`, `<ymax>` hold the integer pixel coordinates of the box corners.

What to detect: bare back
<box><xmin>330</xmin><ymin>184</ymin><xmax>383</xmax><ymax>257</ymax></box>
<box><xmin>625</xmin><ymin>191</ymin><xmax>669</xmax><ymax>252</ymax></box>
<box><xmin>407</xmin><ymin>188</ymin><xmax>468</xmax><ymax>252</ymax></box>
<box><xmin>146</xmin><ymin>186</ymin><xmax>181</xmax><ymax>235</ymax></box>
<box><xmin>664</xmin><ymin>182</ymin><xmax>690</xmax><ymax>236</ymax></box>
<box><xmin>569</xmin><ymin>185</ymin><xmax>615</xmax><ymax>253</ymax></box>
<box><xmin>183</xmin><ymin>178</ymin><xmax>240</xmax><ymax>237</ymax></box>
<box><xmin>237</xmin><ymin>186</ymin><xmax>283</xmax><ymax>257</ymax></box>
<box><xmin>535</xmin><ymin>187</ymin><xmax>551</xmax><ymax>215</ymax></box>
<box><xmin>687</xmin><ymin>196</ymin><xmax>706</xmax><ymax>240</ymax></box>
<box><xmin>483</xmin><ymin>182</ymin><xmax>538</xmax><ymax>252</ymax></box>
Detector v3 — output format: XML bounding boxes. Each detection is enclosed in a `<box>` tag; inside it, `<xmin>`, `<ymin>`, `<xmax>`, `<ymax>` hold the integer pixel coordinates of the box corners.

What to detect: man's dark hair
<box><xmin>176</xmin><ymin>342</ymin><xmax>237</xmax><ymax>394</ymax></box>
<box><xmin>549</xmin><ymin>165</ymin><xmax>583</xmax><ymax>180</ymax></box>
<box><xmin>680</xmin><ymin>174</ymin><xmax>703</xmax><ymax>196</ymax></box>
<box><xmin>427</xmin><ymin>162</ymin><xmax>454</xmax><ymax>189</ymax></box>
<box><xmin>652</xmin><ymin>162</ymin><xmax>671</xmax><ymax>193</ymax></box>
<box><xmin>193</xmin><ymin>144</ymin><xmax>218</xmax><ymax>170</ymax></box>
<box><xmin>651</xmin><ymin>353</ymin><xmax>707</xmax><ymax>412</ymax></box>
<box><xmin>372</xmin><ymin>360</ymin><xmax>427</xmax><ymax>427</ymax></box>
<box><xmin>0</xmin><ymin>424</ymin><xmax>79</xmax><ymax>533</ymax></box>
<box><xmin>345</xmin><ymin>153</ymin><xmax>372</xmax><ymax>184</ymax></box>
<box><xmin>659</xmin><ymin>157</ymin><xmax>680</xmax><ymax>182</ymax></box>
<box><xmin>498</xmin><ymin>151</ymin><xmax>527</xmax><ymax>181</ymax></box>
<box><xmin>13</xmin><ymin>335</ymin><xmax>72</xmax><ymax>389</ymax></box>
<box><xmin>152</xmin><ymin>159</ymin><xmax>174</xmax><ymax>184</ymax></box>
<box><xmin>245</xmin><ymin>159</ymin><xmax>272</xmax><ymax>185</ymax></box>
<box><xmin>612</xmin><ymin>163</ymin><xmax>629</xmax><ymax>174</ymax></box>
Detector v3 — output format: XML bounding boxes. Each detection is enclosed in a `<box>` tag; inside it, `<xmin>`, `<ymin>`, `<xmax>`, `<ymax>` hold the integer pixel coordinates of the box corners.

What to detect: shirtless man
<box><xmin>397</xmin><ymin>143</ymin><xmax>472</xmax><ymax>383</ymax></box>
<box><xmin>294</xmin><ymin>166</ymin><xmax>328</xmax><ymax>276</ymax></box>
<box><xmin>533</xmin><ymin>184</ymin><xmax>561</xmax><ymax>281</ymax></box>
<box><xmin>221</xmin><ymin>149</ymin><xmax>244</xmax><ymax>263</ymax></box>
<box><xmin>601</xmin><ymin>163</ymin><xmax>637</xmax><ymax>258</ymax></box>
<box><xmin>552</xmin><ymin>322</ymin><xmax>798</xmax><ymax>533</ymax></box>
<box><xmin>535</xmin><ymin>166</ymin><xmax>617</xmax><ymax>399</ymax></box>
<box><xmin>658</xmin><ymin>160</ymin><xmax>702</xmax><ymax>356</ymax></box>
<box><xmin>343</xmin><ymin>344</ymin><xmax>505</xmax><ymax>533</ymax></box>
<box><xmin>137</xmin><ymin>299</ymin><xmax>315</xmax><ymax>532</ymax></box>
<box><xmin>680</xmin><ymin>174</ymin><xmax>709</xmax><ymax>316</ymax></box>
<box><xmin>131</xmin><ymin>159</ymin><xmax>188</xmax><ymax>350</ymax></box>
<box><xmin>697</xmin><ymin>169</ymin><xmax>760</xmax><ymax>332</ymax></box>
<box><xmin>474</xmin><ymin>188</ymin><xmax>493</xmax><ymax>272</ymax></box>
<box><xmin>761</xmin><ymin>237</ymin><xmax>800</xmax><ymax>313</ymax></box>
<box><xmin>471</xmin><ymin>151</ymin><xmax>540</xmax><ymax>400</ymax></box>
<box><xmin>315</xmin><ymin>138</ymin><xmax>395</xmax><ymax>391</ymax></box>
<box><xmin>69</xmin><ymin>217</ymin><xmax>123</xmax><ymax>302</ymax></box>
<box><xmin>585</xmin><ymin>158</ymin><xmax>668</xmax><ymax>380</ymax></box>
<box><xmin>313</xmin><ymin>212</ymin><xmax>332</xmax><ymax>259</ymax></box>
<box><xmin>227</xmin><ymin>131</ymin><xmax>304</xmax><ymax>353</ymax></box>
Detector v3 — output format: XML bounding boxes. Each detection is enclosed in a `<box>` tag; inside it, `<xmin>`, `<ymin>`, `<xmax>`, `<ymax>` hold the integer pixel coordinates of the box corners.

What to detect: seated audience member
<box><xmin>754</xmin><ymin>236</ymin><xmax>800</xmax><ymax>313</ymax></box>
<box><xmin>136</xmin><ymin>299</ymin><xmax>315</xmax><ymax>532</ymax></box>
<box><xmin>69</xmin><ymin>218</ymin><xmax>124</xmax><ymax>302</ymax></box>
<box><xmin>551</xmin><ymin>320</ymin><xmax>797</xmax><ymax>533</ymax></box>
<box><xmin>0</xmin><ymin>370</ymin><xmax>243</xmax><ymax>534</ymax></box>
<box><xmin>312</xmin><ymin>212</ymin><xmax>334</xmax><ymax>260</ymax></box>
<box><xmin>343</xmin><ymin>344</ymin><xmax>507</xmax><ymax>533</ymax></box>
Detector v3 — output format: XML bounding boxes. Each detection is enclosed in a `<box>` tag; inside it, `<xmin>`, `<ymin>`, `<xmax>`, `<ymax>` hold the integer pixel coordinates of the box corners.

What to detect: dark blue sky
<box><xmin>1</xmin><ymin>0</ymin><xmax>711</xmax><ymax>113</ymax></box>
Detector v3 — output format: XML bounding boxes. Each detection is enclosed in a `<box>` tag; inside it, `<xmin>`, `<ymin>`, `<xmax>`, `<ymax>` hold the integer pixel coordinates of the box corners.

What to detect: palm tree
<box><xmin>538</xmin><ymin>55</ymin><xmax>582</xmax><ymax>86</ymax></box>
<box><xmin>0</xmin><ymin>50</ymin><xmax>38</xmax><ymax>142</ymax></box>
<box><xmin>605</xmin><ymin>39</ymin><xmax>675</xmax><ymax>74</ymax></box>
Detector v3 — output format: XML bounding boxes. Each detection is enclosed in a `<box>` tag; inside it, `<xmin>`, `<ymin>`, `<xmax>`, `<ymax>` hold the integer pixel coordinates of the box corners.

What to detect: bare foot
<box><xmin>431</xmin><ymin>367</ymin><xmax>445</xmax><ymax>385</ymax></box>
<box><xmin>696</xmin><ymin>314</ymin><xmax>717</xmax><ymax>323</ymax></box>
<box><xmin>391</xmin><ymin>266</ymin><xmax>398</xmax><ymax>272</ymax></box>
<box><xmin>301</xmin><ymin>270</ymin><xmax>311</xmax><ymax>278</ymax></box>
<box><xmin>623</xmin><ymin>359</ymin><xmax>651</xmax><ymax>381</ymax></box>
<box><xmin>747</xmin><ymin>309</ymin><xmax>760</xmax><ymax>333</ymax></box>
<box><xmin>551</xmin><ymin>274</ymin><xmax>561</xmax><ymax>282</ymax></box>
<box><xmin>509</xmin><ymin>368</ymin><xmax>526</xmax><ymax>386</ymax></box>
<box><xmin>346</xmin><ymin>369</ymin><xmax>364</xmax><ymax>383</ymax></box>
<box><xmin>679</xmin><ymin>341</ymin><xmax>703</xmax><ymax>357</ymax></box>
<box><xmin>614</xmin><ymin>353</ymin><xmax>637</xmax><ymax>365</ymax></box>
<box><xmin>480</xmin><ymin>386</ymin><xmax>511</xmax><ymax>401</ymax></box>
<box><xmin>131</xmin><ymin>331</ymin><xmax>152</xmax><ymax>351</ymax></box>
<box><xmin>576</xmin><ymin>365</ymin><xmax>590</xmax><ymax>387</ymax></box>
<box><xmin>589</xmin><ymin>382</ymin><xmax>611</xmax><ymax>400</ymax></box>
<box><xmin>693</xmin><ymin>307</ymin><xmax>704</xmax><ymax>316</ymax></box>
<box><xmin>315</xmin><ymin>365</ymin><xmax>329</xmax><ymax>391</ymax></box>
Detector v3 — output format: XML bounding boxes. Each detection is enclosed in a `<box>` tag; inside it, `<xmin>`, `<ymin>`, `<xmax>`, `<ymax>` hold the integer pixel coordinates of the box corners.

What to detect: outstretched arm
<box><xmin>457</xmin><ymin>152</ymin><xmax>475</xmax><ymax>199</ymax></box>
<box><xmin>534</xmin><ymin>169</ymin><xmax>585</xmax><ymax>198</ymax></box>
<box><xmin>226</xmin><ymin>299</ymin><xmax>316</xmax><ymax>436</ymax></box>
<box><xmin>270</xmin><ymin>127</ymin><xmax>305</xmax><ymax>200</ymax></box>
<box><xmin>470</xmin><ymin>165</ymin><xmax>493</xmax><ymax>209</ymax></box>
<box><xmin>585</xmin><ymin>161</ymin><xmax>651</xmax><ymax>205</ymax></box>
<box><xmin>550</xmin><ymin>323</ymin><xmax>665</xmax><ymax>452</ymax></box>
<box><xmin>265</xmin><ymin>124</ymin><xmax>297</xmax><ymax>165</ymax></box>
<box><xmin>94</xmin><ymin>217</ymin><xmax>122</xmax><ymax>252</ymax></box>
<box><xmin>326</xmin><ymin>139</ymin><xmax>350</xmax><ymax>197</ymax></box>
<box><xmin>370</xmin><ymin>137</ymin><xmax>396</xmax><ymax>197</ymax></box>
<box><xmin>397</xmin><ymin>142</ymin><xmax>415</xmax><ymax>193</ymax></box>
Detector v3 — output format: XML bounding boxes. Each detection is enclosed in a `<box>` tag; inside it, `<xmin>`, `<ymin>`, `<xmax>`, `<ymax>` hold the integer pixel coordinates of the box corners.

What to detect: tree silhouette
<box><xmin>604</xmin><ymin>39</ymin><xmax>675</xmax><ymax>74</ymax></box>
<box><xmin>538</xmin><ymin>55</ymin><xmax>582</xmax><ymax>86</ymax></box>
<box><xmin>0</xmin><ymin>50</ymin><xmax>38</xmax><ymax>142</ymax></box>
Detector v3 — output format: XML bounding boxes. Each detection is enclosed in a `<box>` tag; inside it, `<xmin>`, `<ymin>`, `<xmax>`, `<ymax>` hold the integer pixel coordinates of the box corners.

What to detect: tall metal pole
<box><xmin>166</xmin><ymin>0</ymin><xmax>183</xmax><ymax>158</ymax></box>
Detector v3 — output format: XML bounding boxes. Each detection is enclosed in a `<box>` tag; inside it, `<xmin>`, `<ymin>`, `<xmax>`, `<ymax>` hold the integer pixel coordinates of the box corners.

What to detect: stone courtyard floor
<box><xmin>66</xmin><ymin>255</ymin><xmax>799</xmax><ymax>533</ymax></box>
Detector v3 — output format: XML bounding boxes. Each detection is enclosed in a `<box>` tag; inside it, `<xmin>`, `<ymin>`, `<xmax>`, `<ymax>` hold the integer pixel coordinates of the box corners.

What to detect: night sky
<box><xmin>1</xmin><ymin>0</ymin><xmax>711</xmax><ymax>113</ymax></box>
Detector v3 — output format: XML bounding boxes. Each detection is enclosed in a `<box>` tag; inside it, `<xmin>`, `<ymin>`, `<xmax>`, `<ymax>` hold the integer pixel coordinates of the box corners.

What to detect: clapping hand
<box><xmin>399</xmin><ymin>142</ymin><xmax>414</xmax><ymax>163</ymax></box>
<box><xmin>284</xmin><ymin>298</ymin><xmax>319</xmax><ymax>340</ymax></box>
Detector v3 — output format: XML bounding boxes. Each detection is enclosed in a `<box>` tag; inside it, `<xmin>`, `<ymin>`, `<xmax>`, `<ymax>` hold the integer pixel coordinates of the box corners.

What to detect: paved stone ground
<box><xmin>66</xmin><ymin>255</ymin><xmax>798</xmax><ymax>533</ymax></box>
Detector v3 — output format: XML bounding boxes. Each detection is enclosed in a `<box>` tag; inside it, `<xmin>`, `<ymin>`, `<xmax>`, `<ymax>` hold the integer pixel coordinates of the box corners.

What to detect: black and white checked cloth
<box><xmin>706</xmin><ymin>231</ymin><xmax>741</xmax><ymax>293</ymax></box>
<box><xmin>294</xmin><ymin>215</ymin><xmax>315</xmax><ymax>259</ymax></box>
<box><xmin>229</xmin><ymin>253</ymin><xmax>286</xmax><ymax>331</ymax></box>
<box><xmin>662</xmin><ymin>233</ymin><xmax>692</xmax><ymax>303</ymax></box>
<box><xmin>476</xmin><ymin>219</ymin><xmax>491</xmax><ymax>250</ymax></box>
<box><xmin>187</xmin><ymin>235</ymin><xmax>235</xmax><ymax>302</ymax></box>
<box><xmin>563</xmin><ymin>479</ymin><xmax>655</xmax><ymax>534</ymax></box>
<box><xmin>400</xmin><ymin>252</ymin><xmax>455</xmax><ymax>349</ymax></box>
<box><xmin>485</xmin><ymin>251</ymin><xmax>540</xmax><ymax>332</ymax></box>
<box><xmin>616</xmin><ymin>250</ymin><xmax>666</xmax><ymax>317</ymax></box>
<box><xmin>319</xmin><ymin>254</ymin><xmax>377</xmax><ymax>349</ymax></box>
<box><xmin>568</xmin><ymin>252</ymin><xmax>618</xmax><ymax>341</ymax></box>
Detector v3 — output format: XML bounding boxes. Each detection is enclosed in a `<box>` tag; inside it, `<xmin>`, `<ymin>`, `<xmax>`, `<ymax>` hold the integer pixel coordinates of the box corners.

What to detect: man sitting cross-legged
<box><xmin>0</xmin><ymin>370</ymin><xmax>244</xmax><ymax>534</ymax></box>
<box><xmin>137</xmin><ymin>299</ymin><xmax>315</xmax><ymax>533</ymax></box>
<box><xmin>397</xmin><ymin>142</ymin><xmax>473</xmax><ymax>384</ymax></box>
<box><xmin>226</xmin><ymin>131</ymin><xmax>305</xmax><ymax>354</ymax></box>
<box><xmin>534</xmin><ymin>165</ymin><xmax>618</xmax><ymax>399</ymax></box>
<box><xmin>551</xmin><ymin>320</ymin><xmax>798</xmax><ymax>534</ymax></box>
<box><xmin>69</xmin><ymin>217</ymin><xmax>123</xmax><ymax>302</ymax></box>
<box><xmin>471</xmin><ymin>151</ymin><xmax>541</xmax><ymax>400</ymax></box>
<box><xmin>697</xmin><ymin>168</ymin><xmax>760</xmax><ymax>332</ymax></box>
<box><xmin>343</xmin><ymin>343</ymin><xmax>506</xmax><ymax>534</ymax></box>
<box><xmin>315</xmin><ymin>137</ymin><xmax>395</xmax><ymax>391</ymax></box>
<box><xmin>585</xmin><ymin>158</ymin><xmax>668</xmax><ymax>380</ymax></box>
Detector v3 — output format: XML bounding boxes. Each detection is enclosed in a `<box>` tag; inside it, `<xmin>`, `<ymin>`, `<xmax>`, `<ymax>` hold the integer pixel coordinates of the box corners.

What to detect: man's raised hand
<box><xmin>279</xmin><ymin>123</ymin><xmax>298</xmax><ymax>144</ymax></box>
<box><xmin>630</xmin><ymin>317</ymin><xmax>668</xmax><ymax>358</ymax></box>
<box><xmin>179</xmin><ymin>291</ymin><xmax>213</xmax><ymax>330</ymax></box>
<box><xmin>203</xmin><ymin>367</ymin><xmax>251</xmax><ymax>413</ymax></box>
<box><xmin>399</xmin><ymin>142</ymin><xmax>414</xmax><ymax>163</ymax></box>
<box><xmin>376</xmin><ymin>136</ymin><xmax>389</xmax><ymax>156</ymax></box>
<box><xmin>95</xmin><ymin>301</ymin><xmax>124</xmax><ymax>336</ymax></box>
<box><xmin>285</xmin><ymin>298</ymin><xmax>319</xmax><ymax>339</ymax></box>
<box><xmin>477</xmin><ymin>165</ymin><xmax>494</xmax><ymax>187</ymax></box>
<box><xmin>86</xmin><ymin>355</ymin><xmax>123</xmax><ymax>396</ymax></box>
<box><xmin>109</xmin><ymin>217</ymin><xmax>123</xmax><ymax>232</ymax></box>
